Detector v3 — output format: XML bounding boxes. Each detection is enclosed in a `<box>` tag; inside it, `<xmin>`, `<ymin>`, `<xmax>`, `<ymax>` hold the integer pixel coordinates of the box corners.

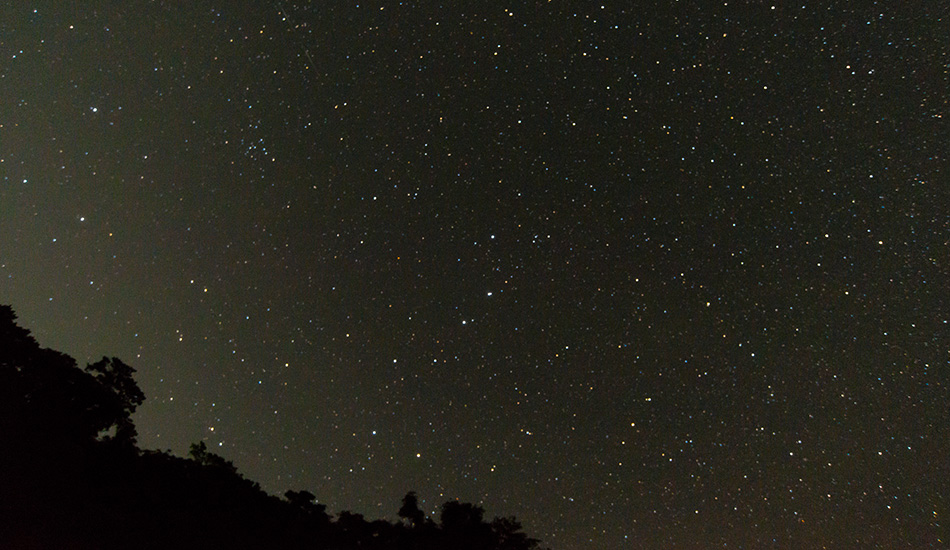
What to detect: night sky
<box><xmin>1</xmin><ymin>2</ymin><xmax>948</xmax><ymax>548</ymax></box>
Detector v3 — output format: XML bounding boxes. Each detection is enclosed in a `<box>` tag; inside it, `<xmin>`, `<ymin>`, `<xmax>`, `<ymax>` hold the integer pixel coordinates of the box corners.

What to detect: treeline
<box><xmin>0</xmin><ymin>305</ymin><xmax>545</xmax><ymax>550</ymax></box>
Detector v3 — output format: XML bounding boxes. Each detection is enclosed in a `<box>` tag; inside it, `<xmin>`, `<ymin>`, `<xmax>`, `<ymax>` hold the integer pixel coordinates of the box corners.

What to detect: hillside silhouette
<box><xmin>0</xmin><ymin>304</ymin><xmax>546</xmax><ymax>550</ymax></box>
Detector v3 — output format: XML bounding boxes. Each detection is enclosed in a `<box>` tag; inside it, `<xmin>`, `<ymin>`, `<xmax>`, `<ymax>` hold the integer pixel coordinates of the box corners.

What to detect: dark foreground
<box><xmin>0</xmin><ymin>304</ymin><xmax>544</xmax><ymax>550</ymax></box>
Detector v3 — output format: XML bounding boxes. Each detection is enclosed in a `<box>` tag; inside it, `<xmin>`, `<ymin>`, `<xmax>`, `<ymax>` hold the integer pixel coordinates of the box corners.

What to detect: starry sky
<box><xmin>1</xmin><ymin>2</ymin><xmax>948</xmax><ymax>548</ymax></box>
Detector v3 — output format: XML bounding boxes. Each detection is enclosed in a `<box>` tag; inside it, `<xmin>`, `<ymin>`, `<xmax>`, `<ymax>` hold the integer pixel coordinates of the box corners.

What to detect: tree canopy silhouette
<box><xmin>0</xmin><ymin>304</ymin><xmax>547</xmax><ymax>550</ymax></box>
<box><xmin>398</xmin><ymin>490</ymin><xmax>428</xmax><ymax>528</ymax></box>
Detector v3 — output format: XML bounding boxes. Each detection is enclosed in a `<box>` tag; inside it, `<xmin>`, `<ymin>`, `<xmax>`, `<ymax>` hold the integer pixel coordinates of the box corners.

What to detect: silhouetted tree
<box><xmin>492</xmin><ymin>516</ymin><xmax>541</xmax><ymax>550</ymax></box>
<box><xmin>440</xmin><ymin>501</ymin><xmax>493</xmax><ymax>550</ymax></box>
<box><xmin>441</xmin><ymin>500</ymin><xmax>486</xmax><ymax>529</ymax></box>
<box><xmin>0</xmin><ymin>305</ymin><xmax>126</xmax><ymax>455</ymax></box>
<box><xmin>286</xmin><ymin>489</ymin><xmax>331</xmax><ymax>524</ymax></box>
<box><xmin>0</xmin><ymin>306</ymin><xmax>147</xmax><ymax>548</ymax></box>
<box><xmin>189</xmin><ymin>440</ymin><xmax>239</xmax><ymax>474</ymax></box>
<box><xmin>398</xmin><ymin>491</ymin><xmax>427</xmax><ymax>528</ymax></box>
<box><xmin>335</xmin><ymin>510</ymin><xmax>371</xmax><ymax>548</ymax></box>
<box><xmin>86</xmin><ymin>356</ymin><xmax>146</xmax><ymax>445</ymax></box>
